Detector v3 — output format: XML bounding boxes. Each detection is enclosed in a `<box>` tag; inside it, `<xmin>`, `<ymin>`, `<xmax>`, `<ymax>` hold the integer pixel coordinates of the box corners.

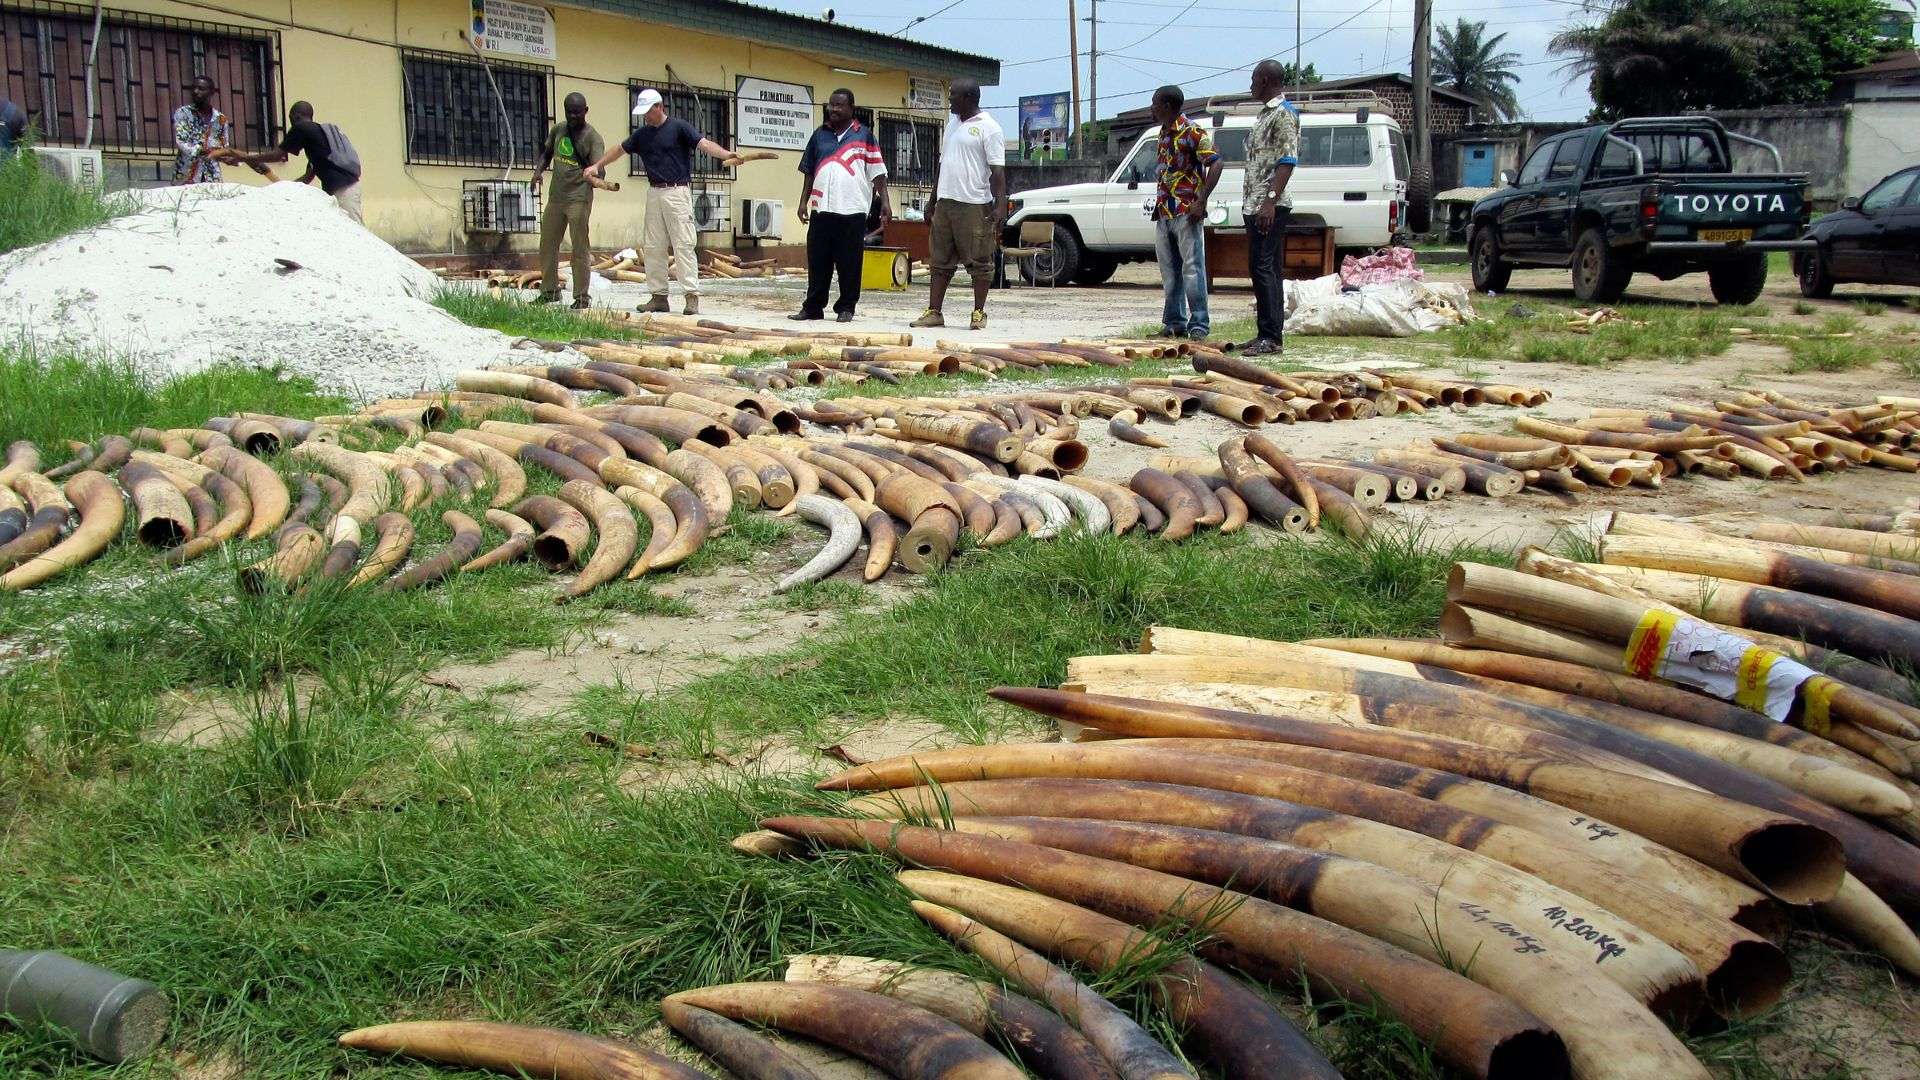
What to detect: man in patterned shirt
<box><xmin>1240</xmin><ymin>59</ymin><xmax>1300</xmax><ymax>356</ymax></box>
<box><xmin>1149</xmin><ymin>85</ymin><xmax>1223</xmax><ymax>340</ymax></box>
<box><xmin>172</xmin><ymin>74</ymin><xmax>231</xmax><ymax>185</ymax></box>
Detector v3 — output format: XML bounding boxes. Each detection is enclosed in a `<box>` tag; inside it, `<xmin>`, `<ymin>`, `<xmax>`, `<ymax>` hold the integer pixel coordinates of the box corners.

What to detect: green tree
<box><xmin>1732</xmin><ymin>0</ymin><xmax>1884</xmax><ymax>104</ymax></box>
<box><xmin>1434</xmin><ymin>18</ymin><xmax>1524</xmax><ymax>120</ymax></box>
<box><xmin>1276</xmin><ymin>61</ymin><xmax>1321</xmax><ymax>87</ymax></box>
<box><xmin>1550</xmin><ymin>0</ymin><xmax>1765</xmax><ymax>117</ymax></box>
<box><xmin>1551</xmin><ymin>0</ymin><xmax>1883</xmax><ymax>117</ymax></box>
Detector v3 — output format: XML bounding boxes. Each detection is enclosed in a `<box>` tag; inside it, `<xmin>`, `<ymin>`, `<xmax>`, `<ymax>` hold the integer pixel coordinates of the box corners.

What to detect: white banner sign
<box><xmin>471</xmin><ymin>0</ymin><xmax>555</xmax><ymax>62</ymax></box>
<box><xmin>735</xmin><ymin>76</ymin><xmax>814</xmax><ymax>151</ymax></box>
<box><xmin>910</xmin><ymin>77</ymin><xmax>947</xmax><ymax>111</ymax></box>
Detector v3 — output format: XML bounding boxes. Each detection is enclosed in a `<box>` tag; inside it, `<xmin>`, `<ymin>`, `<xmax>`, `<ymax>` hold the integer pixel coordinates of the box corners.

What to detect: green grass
<box><xmin>0</xmin><ymin>143</ymin><xmax>132</xmax><ymax>254</ymax></box>
<box><xmin>0</xmin><ymin>525</ymin><xmax>1504</xmax><ymax>1078</ymax></box>
<box><xmin>431</xmin><ymin>287</ymin><xmax>648</xmax><ymax>343</ymax></box>
<box><xmin>0</xmin><ymin>343</ymin><xmax>349</xmax><ymax>466</ymax></box>
<box><xmin>1851</xmin><ymin>300</ymin><xmax>1887</xmax><ymax>317</ymax></box>
<box><xmin>1786</xmin><ymin>337</ymin><xmax>1879</xmax><ymax>373</ymax></box>
<box><xmin>1448</xmin><ymin>304</ymin><xmax>1733</xmax><ymax>366</ymax></box>
<box><xmin>607</xmin><ymin>526</ymin><xmax>1505</xmax><ymax>752</ymax></box>
<box><xmin>1793</xmin><ymin>300</ymin><xmax>1819</xmax><ymax>316</ymax></box>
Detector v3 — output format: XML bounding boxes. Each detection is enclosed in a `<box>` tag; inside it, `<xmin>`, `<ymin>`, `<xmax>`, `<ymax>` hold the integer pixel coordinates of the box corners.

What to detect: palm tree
<box><xmin>1549</xmin><ymin>0</ymin><xmax>1768</xmax><ymax>117</ymax></box>
<box><xmin>1434</xmin><ymin>18</ymin><xmax>1523</xmax><ymax>121</ymax></box>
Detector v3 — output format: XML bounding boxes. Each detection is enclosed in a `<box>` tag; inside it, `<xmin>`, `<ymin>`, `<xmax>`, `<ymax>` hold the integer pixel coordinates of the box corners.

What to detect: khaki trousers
<box><xmin>644</xmin><ymin>184</ymin><xmax>700</xmax><ymax>298</ymax></box>
<box><xmin>539</xmin><ymin>195</ymin><xmax>593</xmax><ymax>301</ymax></box>
<box><xmin>333</xmin><ymin>182</ymin><xmax>364</xmax><ymax>225</ymax></box>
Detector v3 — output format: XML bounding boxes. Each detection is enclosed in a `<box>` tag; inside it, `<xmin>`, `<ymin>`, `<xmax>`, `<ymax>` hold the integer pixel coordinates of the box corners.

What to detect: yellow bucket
<box><xmin>862</xmin><ymin>247</ymin><xmax>910</xmax><ymax>291</ymax></box>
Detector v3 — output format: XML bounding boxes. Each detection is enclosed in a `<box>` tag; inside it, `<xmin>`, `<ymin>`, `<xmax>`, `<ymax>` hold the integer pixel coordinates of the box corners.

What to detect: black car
<box><xmin>1795</xmin><ymin>166</ymin><xmax>1920</xmax><ymax>297</ymax></box>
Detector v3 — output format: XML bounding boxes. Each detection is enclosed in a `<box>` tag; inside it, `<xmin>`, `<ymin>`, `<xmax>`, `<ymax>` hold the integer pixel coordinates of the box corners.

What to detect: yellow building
<box><xmin>3</xmin><ymin>1</ymin><xmax>998</xmax><ymax>254</ymax></box>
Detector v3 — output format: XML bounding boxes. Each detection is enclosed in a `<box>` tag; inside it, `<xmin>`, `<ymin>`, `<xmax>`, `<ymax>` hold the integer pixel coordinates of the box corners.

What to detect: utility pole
<box><xmin>1410</xmin><ymin>0</ymin><xmax>1433</xmax><ymax>233</ymax></box>
<box><xmin>1068</xmin><ymin>0</ymin><xmax>1082</xmax><ymax>157</ymax></box>
<box><xmin>1295</xmin><ymin>0</ymin><xmax>1301</xmax><ymax>77</ymax></box>
<box><xmin>1088</xmin><ymin>0</ymin><xmax>1100</xmax><ymax>147</ymax></box>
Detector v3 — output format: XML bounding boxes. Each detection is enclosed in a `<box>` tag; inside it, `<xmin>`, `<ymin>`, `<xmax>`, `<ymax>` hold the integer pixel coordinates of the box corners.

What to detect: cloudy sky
<box><xmin>755</xmin><ymin>0</ymin><xmax>1600</xmax><ymax>122</ymax></box>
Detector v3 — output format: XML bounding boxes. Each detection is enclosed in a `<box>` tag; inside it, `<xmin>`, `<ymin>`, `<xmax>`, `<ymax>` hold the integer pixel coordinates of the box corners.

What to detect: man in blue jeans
<box><xmin>1240</xmin><ymin>60</ymin><xmax>1299</xmax><ymax>356</ymax></box>
<box><xmin>1148</xmin><ymin>85</ymin><xmax>1222</xmax><ymax>340</ymax></box>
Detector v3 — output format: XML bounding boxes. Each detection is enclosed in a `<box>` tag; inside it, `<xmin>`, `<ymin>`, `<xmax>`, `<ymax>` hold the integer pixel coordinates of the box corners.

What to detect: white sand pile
<box><xmin>0</xmin><ymin>182</ymin><xmax>547</xmax><ymax>399</ymax></box>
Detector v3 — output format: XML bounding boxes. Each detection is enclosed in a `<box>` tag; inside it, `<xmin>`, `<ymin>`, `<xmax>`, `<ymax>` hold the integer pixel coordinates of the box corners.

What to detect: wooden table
<box><xmin>1205</xmin><ymin>224</ymin><xmax>1335</xmax><ymax>285</ymax></box>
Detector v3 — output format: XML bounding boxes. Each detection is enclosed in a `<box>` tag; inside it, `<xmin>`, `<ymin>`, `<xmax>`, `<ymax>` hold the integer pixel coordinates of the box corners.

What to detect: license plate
<box><xmin>1698</xmin><ymin>228</ymin><xmax>1752</xmax><ymax>243</ymax></box>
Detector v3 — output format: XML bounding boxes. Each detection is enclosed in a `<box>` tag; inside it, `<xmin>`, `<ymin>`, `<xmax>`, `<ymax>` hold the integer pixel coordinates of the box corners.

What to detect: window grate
<box><xmin>402</xmin><ymin>47</ymin><xmax>549</xmax><ymax>168</ymax></box>
<box><xmin>627</xmin><ymin>80</ymin><xmax>734</xmax><ymax>181</ymax></box>
<box><xmin>2</xmin><ymin>0</ymin><xmax>280</xmax><ymax>157</ymax></box>
<box><xmin>876</xmin><ymin>111</ymin><xmax>939</xmax><ymax>188</ymax></box>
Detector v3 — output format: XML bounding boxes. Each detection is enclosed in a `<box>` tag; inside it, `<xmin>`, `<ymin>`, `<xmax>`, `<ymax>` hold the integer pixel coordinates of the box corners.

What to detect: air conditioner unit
<box><xmin>737</xmin><ymin>197</ymin><xmax>784</xmax><ymax>239</ymax></box>
<box><xmin>33</xmin><ymin>147</ymin><xmax>104</xmax><ymax>190</ymax></box>
<box><xmin>691</xmin><ymin>187</ymin><xmax>731</xmax><ymax>233</ymax></box>
<box><xmin>462</xmin><ymin>179</ymin><xmax>540</xmax><ymax>234</ymax></box>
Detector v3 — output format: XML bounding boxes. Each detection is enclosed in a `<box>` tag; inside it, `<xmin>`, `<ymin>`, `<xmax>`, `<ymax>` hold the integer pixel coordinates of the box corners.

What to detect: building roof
<box><xmin>554</xmin><ymin>1</ymin><xmax>1000</xmax><ymax>84</ymax></box>
<box><xmin>1837</xmin><ymin>51</ymin><xmax>1920</xmax><ymax>79</ymax></box>
<box><xmin>1107</xmin><ymin>73</ymin><xmax>1483</xmax><ymax>128</ymax></box>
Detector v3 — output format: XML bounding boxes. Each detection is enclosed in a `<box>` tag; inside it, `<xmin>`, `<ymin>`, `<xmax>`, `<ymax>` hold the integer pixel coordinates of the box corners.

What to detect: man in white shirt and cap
<box><xmin>587</xmin><ymin>87</ymin><xmax>734</xmax><ymax>315</ymax></box>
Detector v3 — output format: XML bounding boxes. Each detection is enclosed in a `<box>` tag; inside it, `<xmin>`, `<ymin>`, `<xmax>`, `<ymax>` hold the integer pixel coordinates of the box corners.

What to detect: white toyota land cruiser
<box><xmin>1004</xmin><ymin>92</ymin><xmax>1410</xmax><ymax>285</ymax></box>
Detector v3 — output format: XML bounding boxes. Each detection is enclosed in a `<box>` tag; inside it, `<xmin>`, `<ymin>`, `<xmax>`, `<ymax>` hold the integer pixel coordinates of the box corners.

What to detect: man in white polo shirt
<box><xmin>913</xmin><ymin>79</ymin><xmax>1005</xmax><ymax>331</ymax></box>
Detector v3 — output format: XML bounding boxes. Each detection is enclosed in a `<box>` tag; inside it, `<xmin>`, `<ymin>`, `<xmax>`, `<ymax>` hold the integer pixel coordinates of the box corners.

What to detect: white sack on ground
<box><xmin>1284</xmin><ymin>275</ymin><xmax>1478</xmax><ymax>337</ymax></box>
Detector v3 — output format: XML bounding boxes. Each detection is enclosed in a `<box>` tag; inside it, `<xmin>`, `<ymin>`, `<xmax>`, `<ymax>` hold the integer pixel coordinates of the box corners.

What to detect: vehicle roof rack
<box><xmin>1610</xmin><ymin>115</ymin><xmax>1729</xmax><ymax>132</ymax></box>
<box><xmin>1208</xmin><ymin>89</ymin><xmax>1381</xmax><ymax>117</ymax></box>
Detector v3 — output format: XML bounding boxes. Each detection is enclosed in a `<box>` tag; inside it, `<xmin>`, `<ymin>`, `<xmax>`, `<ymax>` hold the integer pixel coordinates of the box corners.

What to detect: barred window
<box><xmin>629</xmin><ymin>81</ymin><xmax>734</xmax><ymax>181</ymax></box>
<box><xmin>402</xmin><ymin>48</ymin><xmax>548</xmax><ymax>168</ymax></box>
<box><xmin>877</xmin><ymin>112</ymin><xmax>939</xmax><ymax>187</ymax></box>
<box><xmin>2</xmin><ymin>0</ymin><xmax>279</xmax><ymax>156</ymax></box>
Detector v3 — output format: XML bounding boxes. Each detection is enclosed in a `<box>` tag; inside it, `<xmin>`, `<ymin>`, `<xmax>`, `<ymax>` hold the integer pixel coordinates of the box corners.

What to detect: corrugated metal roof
<box><xmin>550</xmin><ymin>1</ymin><xmax>1000</xmax><ymax>83</ymax></box>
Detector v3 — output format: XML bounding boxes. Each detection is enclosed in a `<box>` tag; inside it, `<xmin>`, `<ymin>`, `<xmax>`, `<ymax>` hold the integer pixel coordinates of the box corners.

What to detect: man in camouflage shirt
<box><xmin>1240</xmin><ymin>59</ymin><xmax>1300</xmax><ymax>356</ymax></box>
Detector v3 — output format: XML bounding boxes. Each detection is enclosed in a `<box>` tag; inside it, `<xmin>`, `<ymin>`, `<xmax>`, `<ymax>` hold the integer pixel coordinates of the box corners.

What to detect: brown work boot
<box><xmin>682</xmin><ymin>296</ymin><xmax>700</xmax><ymax>316</ymax></box>
<box><xmin>639</xmin><ymin>294</ymin><xmax>669</xmax><ymax>313</ymax></box>
<box><xmin>910</xmin><ymin>309</ymin><xmax>945</xmax><ymax>328</ymax></box>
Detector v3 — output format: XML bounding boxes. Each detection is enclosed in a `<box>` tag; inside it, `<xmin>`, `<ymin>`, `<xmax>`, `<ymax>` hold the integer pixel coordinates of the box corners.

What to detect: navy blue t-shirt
<box><xmin>622</xmin><ymin>117</ymin><xmax>701</xmax><ymax>185</ymax></box>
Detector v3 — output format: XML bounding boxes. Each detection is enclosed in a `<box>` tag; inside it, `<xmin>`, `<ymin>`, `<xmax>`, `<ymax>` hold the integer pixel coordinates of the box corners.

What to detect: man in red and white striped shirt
<box><xmin>792</xmin><ymin>88</ymin><xmax>889</xmax><ymax>323</ymax></box>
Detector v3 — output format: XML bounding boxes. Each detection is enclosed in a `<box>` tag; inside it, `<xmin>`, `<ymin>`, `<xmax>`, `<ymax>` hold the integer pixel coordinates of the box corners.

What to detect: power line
<box><xmin>898</xmin><ymin>0</ymin><xmax>971</xmax><ymax>36</ymax></box>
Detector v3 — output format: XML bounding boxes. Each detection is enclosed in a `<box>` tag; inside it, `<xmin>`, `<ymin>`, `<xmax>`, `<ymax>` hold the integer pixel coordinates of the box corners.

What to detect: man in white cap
<box><xmin>587</xmin><ymin>88</ymin><xmax>734</xmax><ymax>315</ymax></box>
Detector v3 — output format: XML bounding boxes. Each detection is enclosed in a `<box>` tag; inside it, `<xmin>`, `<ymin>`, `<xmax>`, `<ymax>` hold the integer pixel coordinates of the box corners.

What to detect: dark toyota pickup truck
<box><xmin>1469</xmin><ymin>117</ymin><xmax>1813</xmax><ymax>305</ymax></box>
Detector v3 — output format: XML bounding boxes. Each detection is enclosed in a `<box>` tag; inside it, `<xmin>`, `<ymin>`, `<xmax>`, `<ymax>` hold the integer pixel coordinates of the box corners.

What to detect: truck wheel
<box><xmin>1794</xmin><ymin>248</ymin><xmax>1833</xmax><ymax>299</ymax></box>
<box><xmin>1072</xmin><ymin>257</ymin><xmax>1118</xmax><ymax>286</ymax></box>
<box><xmin>1708</xmin><ymin>254</ymin><xmax>1768</xmax><ymax>306</ymax></box>
<box><xmin>1020</xmin><ymin>226</ymin><xmax>1081</xmax><ymax>286</ymax></box>
<box><xmin>1470</xmin><ymin>228</ymin><xmax>1512</xmax><ymax>294</ymax></box>
<box><xmin>1571</xmin><ymin>228</ymin><xmax>1631</xmax><ymax>303</ymax></box>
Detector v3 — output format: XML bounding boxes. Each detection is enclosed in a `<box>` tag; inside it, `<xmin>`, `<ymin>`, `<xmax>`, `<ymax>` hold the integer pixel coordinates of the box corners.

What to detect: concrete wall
<box><xmin>1707</xmin><ymin>106</ymin><xmax>1850</xmax><ymax>207</ymax></box>
<box><xmin>1433</xmin><ymin>107</ymin><xmax>1893</xmax><ymax>212</ymax></box>
<box><xmin>36</xmin><ymin>0</ymin><xmax>968</xmax><ymax>253</ymax></box>
<box><xmin>1843</xmin><ymin>99</ymin><xmax>1920</xmax><ymax>196</ymax></box>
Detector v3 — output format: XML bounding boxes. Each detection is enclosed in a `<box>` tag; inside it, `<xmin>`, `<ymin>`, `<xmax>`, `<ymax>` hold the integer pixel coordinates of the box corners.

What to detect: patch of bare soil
<box><xmin>1729</xmin><ymin>937</ymin><xmax>1920</xmax><ymax>1079</ymax></box>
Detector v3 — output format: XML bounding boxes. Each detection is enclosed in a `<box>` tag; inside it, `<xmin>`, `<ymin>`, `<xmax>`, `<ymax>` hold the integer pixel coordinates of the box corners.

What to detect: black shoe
<box><xmin>1188</xmin><ymin>327</ymin><xmax>1210</xmax><ymax>341</ymax></box>
<box><xmin>835</xmin><ymin>311</ymin><xmax>856</xmax><ymax>323</ymax></box>
<box><xmin>571</xmin><ymin>298</ymin><xmax>590</xmax><ymax>310</ymax></box>
<box><xmin>1159</xmin><ymin>325</ymin><xmax>1184</xmax><ymax>338</ymax></box>
<box><xmin>533</xmin><ymin>292</ymin><xmax>560</xmax><ymax>305</ymax></box>
<box><xmin>789</xmin><ymin>310</ymin><xmax>825</xmax><ymax>321</ymax></box>
<box><xmin>1240</xmin><ymin>338</ymin><xmax>1282</xmax><ymax>357</ymax></box>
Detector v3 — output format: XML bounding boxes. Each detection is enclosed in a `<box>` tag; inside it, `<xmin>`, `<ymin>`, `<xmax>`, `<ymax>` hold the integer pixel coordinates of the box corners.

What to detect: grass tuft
<box><xmin>0</xmin><ymin>143</ymin><xmax>132</xmax><ymax>254</ymax></box>
<box><xmin>431</xmin><ymin>287</ymin><xmax>647</xmax><ymax>342</ymax></box>
<box><xmin>1786</xmin><ymin>337</ymin><xmax>1877</xmax><ymax>373</ymax></box>
<box><xmin>0</xmin><ymin>343</ymin><xmax>348</xmax><ymax>465</ymax></box>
